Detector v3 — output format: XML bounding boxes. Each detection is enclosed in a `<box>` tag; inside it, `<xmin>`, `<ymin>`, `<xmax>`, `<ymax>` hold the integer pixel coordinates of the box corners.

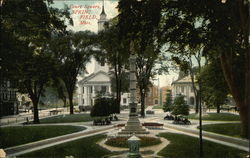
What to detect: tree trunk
<box><xmin>220</xmin><ymin>53</ymin><xmax>248</xmax><ymax>138</ymax></box>
<box><xmin>69</xmin><ymin>93</ymin><xmax>74</xmax><ymax>114</ymax></box>
<box><xmin>216</xmin><ymin>105</ymin><xmax>220</xmax><ymax>113</ymax></box>
<box><xmin>239</xmin><ymin>105</ymin><xmax>249</xmax><ymax>138</ymax></box>
<box><xmin>63</xmin><ymin>98</ymin><xmax>66</xmax><ymax>107</ymax></box>
<box><xmin>32</xmin><ymin>98</ymin><xmax>40</xmax><ymax>124</ymax></box>
<box><xmin>115</xmin><ymin>75</ymin><xmax>121</xmax><ymax>114</ymax></box>
<box><xmin>140</xmin><ymin>89</ymin><xmax>145</xmax><ymax>117</ymax></box>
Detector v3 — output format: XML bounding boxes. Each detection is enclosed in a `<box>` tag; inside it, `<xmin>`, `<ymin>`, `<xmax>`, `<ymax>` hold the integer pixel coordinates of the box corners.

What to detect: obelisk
<box><xmin>119</xmin><ymin>42</ymin><xmax>149</xmax><ymax>135</ymax></box>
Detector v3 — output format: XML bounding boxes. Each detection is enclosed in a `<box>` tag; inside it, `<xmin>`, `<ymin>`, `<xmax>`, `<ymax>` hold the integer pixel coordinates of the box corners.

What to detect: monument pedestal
<box><xmin>118</xmin><ymin>116</ymin><xmax>149</xmax><ymax>135</ymax></box>
<box><xmin>119</xmin><ymin>47</ymin><xmax>149</xmax><ymax>136</ymax></box>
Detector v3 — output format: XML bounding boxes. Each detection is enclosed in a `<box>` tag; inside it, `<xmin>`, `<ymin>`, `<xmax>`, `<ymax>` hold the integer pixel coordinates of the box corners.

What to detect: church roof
<box><xmin>78</xmin><ymin>70</ymin><xmax>110</xmax><ymax>85</ymax></box>
<box><xmin>172</xmin><ymin>76</ymin><xmax>196</xmax><ymax>85</ymax></box>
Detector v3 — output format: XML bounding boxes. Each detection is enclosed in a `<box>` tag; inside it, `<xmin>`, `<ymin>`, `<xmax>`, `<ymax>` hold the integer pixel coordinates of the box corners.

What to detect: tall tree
<box><xmin>163</xmin><ymin>89</ymin><xmax>173</xmax><ymax>112</ymax></box>
<box><xmin>199</xmin><ymin>59</ymin><xmax>229</xmax><ymax>113</ymax></box>
<box><xmin>1</xmin><ymin>0</ymin><xmax>69</xmax><ymax>123</ymax></box>
<box><xmin>98</xmin><ymin>21</ymin><xmax>130</xmax><ymax>113</ymax></box>
<box><xmin>160</xmin><ymin>0</ymin><xmax>249</xmax><ymax>138</ymax></box>
<box><xmin>118</xmin><ymin>0</ymin><xmax>162</xmax><ymax>117</ymax></box>
<box><xmin>51</xmin><ymin>31</ymin><xmax>96</xmax><ymax>114</ymax></box>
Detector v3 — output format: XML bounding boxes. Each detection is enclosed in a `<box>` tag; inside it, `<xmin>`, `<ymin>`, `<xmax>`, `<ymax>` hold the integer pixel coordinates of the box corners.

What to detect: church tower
<box><xmin>94</xmin><ymin>0</ymin><xmax>109</xmax><ymax>73</ymax></box>
<box><xmin>98</xmin><ymin>0</ymin><xmax>108</xmax><ymax>32</ymax></box>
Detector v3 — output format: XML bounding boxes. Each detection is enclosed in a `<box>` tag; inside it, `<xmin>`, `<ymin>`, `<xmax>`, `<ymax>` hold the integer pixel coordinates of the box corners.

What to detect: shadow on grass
<box><xmin>158</xmin><ymin>132</ymin><xmax>247</xmax><ymax>158</ymax></box>
<box><xmin>0</xmin><ymin>125</ymin><xmax>85</xmax><ymax>148</ymax></box>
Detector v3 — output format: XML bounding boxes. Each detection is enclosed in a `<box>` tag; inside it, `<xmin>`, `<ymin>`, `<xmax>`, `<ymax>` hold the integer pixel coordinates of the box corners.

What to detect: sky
<box><xmin>52</xmin><ymin>0</ymin><xmax>178</xmax><ymax>87</ymax></box>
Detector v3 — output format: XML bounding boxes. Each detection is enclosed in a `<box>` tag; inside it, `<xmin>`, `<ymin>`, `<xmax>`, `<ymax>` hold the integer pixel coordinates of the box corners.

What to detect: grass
<box><xmin>105</xmin><ymin>136</ymin><xmax>162</xmax><ymax>148</ymax></box>
<box><xmin>20</xmin><ymin>134</ymin><xmax>112</xmax><ymax>158</ymax></box>
<box><xmin>40</xmin><ymin>113</ymin><xmax>93</xmax><ymax>123</ymax></box>
<box><xmin>201</xmin><ymin>123</ymin><xmax>241</xmax><ymax>138</ymax></box>
<box><xmin>0</xmin><ymin>125</ymin><xmax>85</xmax><ymax>148</ymax></box>
<box><xmin>158</xmin><ymin>133</ymin><xmax>247</xmax><ymax>158</ymax></box>
<box><xmin>188</xmin><ymin>113</ymin><xmax>240</xmax><ymax>121</ymax></box>
<box><xmin>152</xmin><ymin>105</ymin><xmax>163</xmax><ymax>109</ymax></box>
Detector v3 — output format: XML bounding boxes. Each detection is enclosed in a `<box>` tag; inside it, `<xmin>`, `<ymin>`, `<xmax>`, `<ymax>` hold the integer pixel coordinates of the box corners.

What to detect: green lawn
<box><xmin>0</xmin><ymin>125</ymin><xmax>85</xmax><ymax>148</ymax></box>
<box><xmin>152</xmin><ymin>105</ymin><xmax>163</xmax><ymax>109</ymax></box>
<box><xmin>188</xmin><ymin>113</ymin><xmax>240</xmax><ymax>121</ymax></box>
<box><xmin>158</xmin><ymin>133</ymin><xmax>247</xmax><ymax>158</ymax></box>
<box><xmin>20</xmin><ymin>134</ymin><xmax>112</xmax><ymax>158</ymax></box>
<box><xmin>40</xmin><ymin>113</ymin><xmax>93</xmax><ymax>123</ymax></box>
<box><xmin>201</xmin><ymin>123</ymin><xmax>241</xmax><ymax>138</ymax></box>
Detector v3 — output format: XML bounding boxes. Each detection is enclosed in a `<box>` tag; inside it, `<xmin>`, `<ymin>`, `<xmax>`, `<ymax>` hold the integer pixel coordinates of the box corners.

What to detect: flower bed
<box><xmin>105</xmin><ymin>136</ymin><xmax>161</xmax><ymax>148</ymax></box>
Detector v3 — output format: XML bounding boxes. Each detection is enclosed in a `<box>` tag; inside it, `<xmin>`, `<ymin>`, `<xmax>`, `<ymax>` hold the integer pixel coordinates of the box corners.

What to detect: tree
<box><xmin>1</xmin><ymin>0</ymin><xmax>70</xmax><ymax>123</ymax></box>
<box><xmin>51</xmin><ymin>31</ymin><xmax>97</xmax><ymax>114</ymax></box>
<box><xmin>53</xmin><ymin>78</ymin><xmax>68</xmax><ymax>108</ymax></box>
<box><xmin>199</xmin><ymin>60</ymin><xmax>229</xmax><ymax>113</ymax></box>
<box><xmin>171</xmin><ymin>95</ymin><xmax>189</xmax><ymax>116</ymax></box>
<box><xmin>118</xmin><ymin>0</ymin><xmax>162</xmax><ymax>117</ymax></box>
<box><xmin>163</xmin><ymin>90</ymin><xmax>173</xmax><ymax>112</ymax></box>
<box><xmin>98</xmin><ymin>21</ymin><xmax>130</xmax><ymax>114</ymax></box>
<box><xmin>160</xmin><ymin>0</ymin><xmax>249</xmax><ymax>138</ymax></box>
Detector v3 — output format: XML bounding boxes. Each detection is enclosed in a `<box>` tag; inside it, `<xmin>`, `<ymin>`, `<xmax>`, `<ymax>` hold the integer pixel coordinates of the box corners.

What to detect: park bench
<box><xmin>146</xmin><ymin>110</ymin><xmax>155</xmax><ymax>114</ymax></box>
<box><xmin>164</xmin><ymin>114</ymin><xmax>175</xmax><ymax>120</ymax></box>
<box><xmin>93</xmin><ymin>118</ymin><xmax>111</xmax><ymax>126</ymax></box>
<box><xmin>49</xmin><ymin>110</ymin><xmax>62</xmax><ymax>116</ymax></box>
<box><xmin>172</xmin><ymin>116</ymin><xmax>191</xmax><ymax>125</ymax></box>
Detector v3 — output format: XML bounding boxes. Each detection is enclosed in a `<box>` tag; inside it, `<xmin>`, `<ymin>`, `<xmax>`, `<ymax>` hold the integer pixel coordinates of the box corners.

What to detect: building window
<box><xmin>82</xmin><ymin>87</ymin><xmax>84</xmax><ymax>94</ymax></box>
<box><xmin>123</xmin><ymin>98</ymin><xmax>127</xmax><ymax>104</ymax></box>
<box><xmin>155</xmin><ymin>99</ymin><xmax>158</xmax><ymax>104</ymax></box>
<box><xmin>101</xmin><ymin>86</ymin><xmax>106</xmax><ymax>93</ymax></box>
<box><xmin>190</xmin><ymin>97</ymin><xmax>194</xmax><ymax>105</ymax></box>
<box><xmin>90</xmin><ymin>99</ymin><xmax>93</xmax><ymax>106</ymax></box>
<box><xmin>82</xmin><ymin>99</ymin><xmax>84</xmax><ymax>104</ymax></box>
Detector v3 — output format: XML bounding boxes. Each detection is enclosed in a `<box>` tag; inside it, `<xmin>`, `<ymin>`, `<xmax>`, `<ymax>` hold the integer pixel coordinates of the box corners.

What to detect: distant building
<box><xmin>171</xmin><ymin>76</ymin><xmax>196</xmax><ymax>106</ymax></box>
<box><xmin>135</xmin><ymin>85</ymin><xmax>159</xmax><ymax>106</ymax></box>
<box><xmin>160</xmin><ymin>86</ymin><xmax>172</xmax><ymax>106</ymax></box>
<box><xmin>0</xmin><ymin>80</ymin><xmax>18</xmax><ymax>117</ymax></box>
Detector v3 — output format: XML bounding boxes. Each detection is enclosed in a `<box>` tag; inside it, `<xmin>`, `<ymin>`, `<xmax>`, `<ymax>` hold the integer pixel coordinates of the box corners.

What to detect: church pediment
<box><xmin>78</xmin><ymin>70</ymin><xmax>110</xmax><ymax>84</ymax></box>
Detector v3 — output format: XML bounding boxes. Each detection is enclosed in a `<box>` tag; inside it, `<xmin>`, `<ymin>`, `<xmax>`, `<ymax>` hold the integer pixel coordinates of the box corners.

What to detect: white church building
<box><xmin>77</xmin><ymin>2</ymin><xmax>130</xmax><ymax>107</ymax></box>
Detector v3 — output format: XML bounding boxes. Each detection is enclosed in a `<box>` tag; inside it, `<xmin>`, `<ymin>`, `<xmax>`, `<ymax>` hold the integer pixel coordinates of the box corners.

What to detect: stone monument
<box><xmin>119</xmin><ymin>42</ymin><xmax>149</xmax><ymax>135</ymax></box>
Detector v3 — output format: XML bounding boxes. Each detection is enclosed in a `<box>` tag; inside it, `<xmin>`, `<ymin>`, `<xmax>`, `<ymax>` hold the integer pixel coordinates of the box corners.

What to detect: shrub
<box><xmin>90</xmin><ymin>97</ymin><xmax>115</xmax><ymax>117</ymax></box>
<box><xmin>171</xmin><ymin>95</ymin><xmax>189</xmax><ymax>116</ymax></box>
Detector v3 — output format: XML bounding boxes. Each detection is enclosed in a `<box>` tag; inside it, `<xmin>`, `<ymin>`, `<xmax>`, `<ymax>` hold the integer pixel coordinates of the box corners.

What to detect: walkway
<box><xmin>2</xmin><ymin>107</ymin><xmax>249</xmax><ymax>157</ymax></box>
<box><xmin>5</xmin><ymin>125</ymin><xmax>114</xmax><ymax>157</ymax></box>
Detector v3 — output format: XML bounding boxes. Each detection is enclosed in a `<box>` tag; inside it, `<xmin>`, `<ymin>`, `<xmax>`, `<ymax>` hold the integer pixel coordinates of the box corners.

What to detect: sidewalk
<box><xmin>2</xmin><ymin>108</ymin><xmax>249</xmax><ymax>157</ymax></box>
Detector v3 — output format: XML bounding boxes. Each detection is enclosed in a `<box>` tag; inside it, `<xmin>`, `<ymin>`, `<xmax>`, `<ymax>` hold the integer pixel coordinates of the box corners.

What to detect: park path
<box><xmin>2</xmin><ymin>107</ymin><xmax>249</xmax><ymax>157</ymax></box>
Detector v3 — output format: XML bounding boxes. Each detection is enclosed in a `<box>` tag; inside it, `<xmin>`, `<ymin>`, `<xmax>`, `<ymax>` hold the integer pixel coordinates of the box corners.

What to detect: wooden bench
<box><xmin>49</xmin><ymin>110</ymin><xmax>62</xmax><ymax>116</ymax></box>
